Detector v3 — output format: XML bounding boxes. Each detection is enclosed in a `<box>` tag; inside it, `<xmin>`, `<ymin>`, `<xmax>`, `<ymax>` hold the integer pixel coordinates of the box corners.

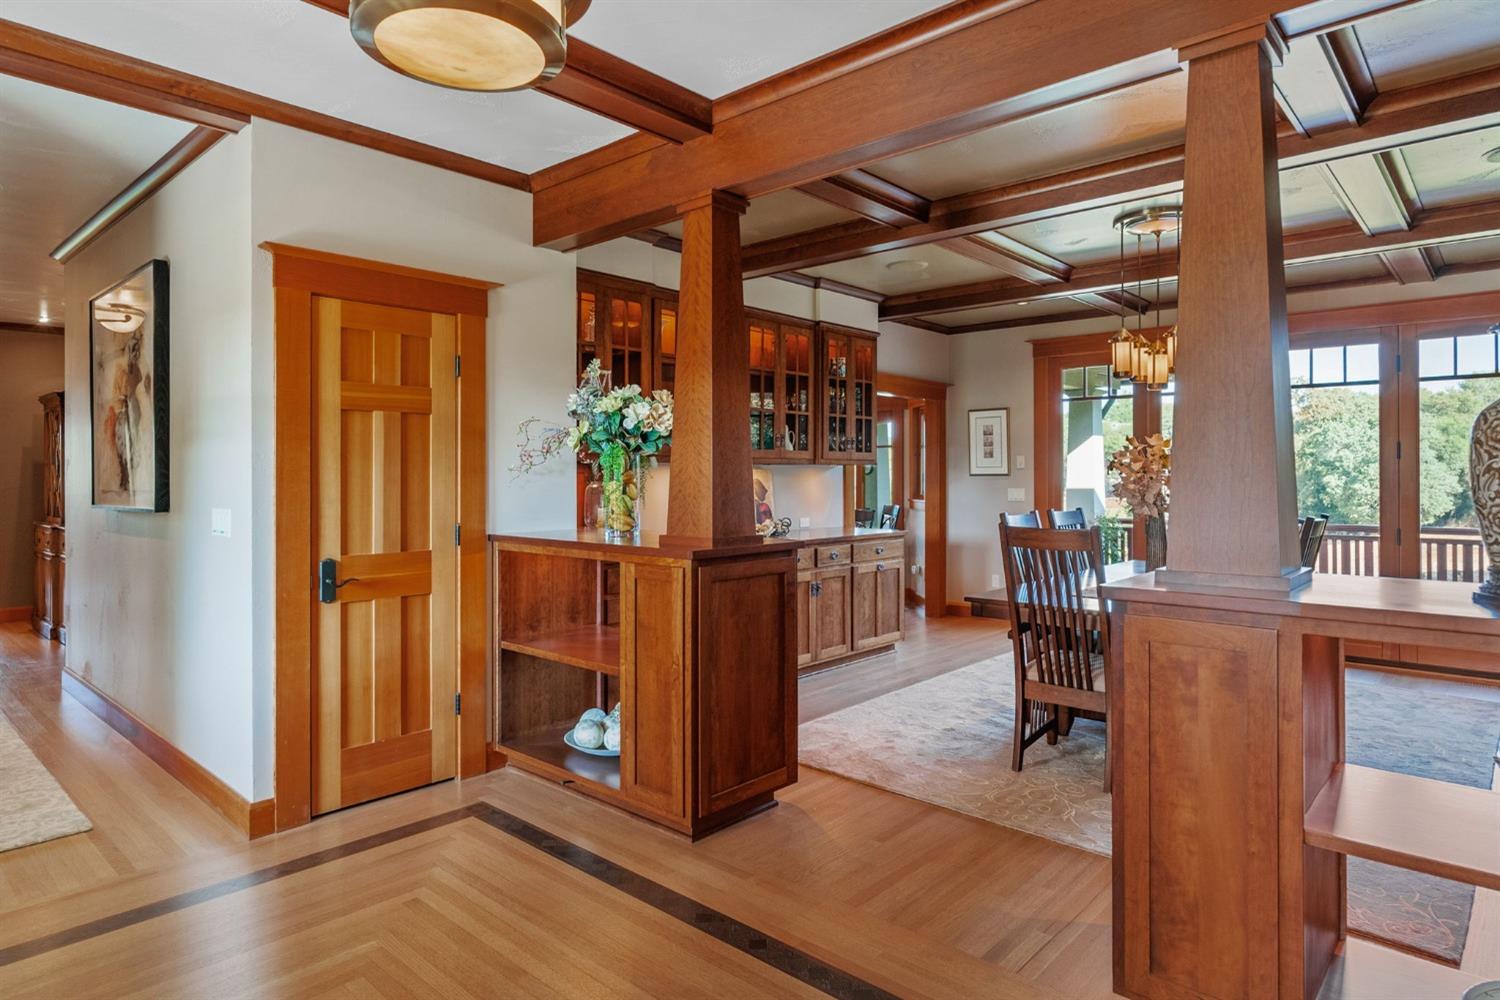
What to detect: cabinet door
<box><xmin>577</xmin><ymin>281</ymin><xmax>600</xmax><ymax>380</ymax></box>
<box><xmin>818</xmin><ymin>330</ymin><xmax>850</xmax><ymax>462</ymax></box>
<box><xmin>795</xmin><ymin>571</ymin><xmax>814</xmax><ymax>667</ymax></box>
<box><xmin>812</xmin><ymin>567</ymin><xmax>851</xmax><ymax>661</ymax></box>
<box><xmin>780</xmin><ymin>323</ymin><xmax>814</xmax><ymax>461</ymax></box>
<box><xmin>749</xmin><ymin>319</ymin><xmax>780</xmax><ymax>460</ymax></box>
<box><xmin>604</xmin><ymin>289</ymin><xmax>650</xmax><ymax>391</ymax></box>
<box><xmin>620</xmin><ymin>562</ymin><xmax>686</xmax><ymax>819</ymax></box>
<box><xmin>849</xmin><ymin>335</ymin><xmax>876</xmax><ymax>462</ymax></box>
<box><xmin>873</xmin><ymin>562</ymin><xmax>904</xmax><ymax>644</ymax></box>
<box><xmin>852</xmin><ymin>562</ymin><xmax>880</xmax><ymax>651</ymax></box>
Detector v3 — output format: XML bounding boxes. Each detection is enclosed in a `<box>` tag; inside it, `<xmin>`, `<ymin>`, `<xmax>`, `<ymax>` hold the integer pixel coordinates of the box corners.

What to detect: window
<box><xmin>1417</xmin><ymin>326</ymin><xmax>1499</xmax><ymax>581</ymax></box>
<box><xmin>1059</xmin><ymin>364</ymin><xmax>1146</xmax><ymax>562</ymax></box>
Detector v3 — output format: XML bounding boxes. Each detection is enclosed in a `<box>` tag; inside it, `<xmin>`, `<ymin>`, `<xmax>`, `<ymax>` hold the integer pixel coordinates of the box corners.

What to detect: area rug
<box><xmin>0</xmin><ymin>710</ymin><xmax>91</xmax><ymax>852</ymax></box>
<box><xmin>799</xmin><ymin>654</ymin><xmax>1500</xmax><ymax>965</ymax></box>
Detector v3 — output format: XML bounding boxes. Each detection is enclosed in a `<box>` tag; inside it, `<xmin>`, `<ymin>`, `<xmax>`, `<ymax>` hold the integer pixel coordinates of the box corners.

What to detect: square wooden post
<box><xmin>1157</xmin><ymin>20</ymin><xmax>1309</xmax><ymax>593</ymax></box>
<box><xmin>662</xmin><ymin>190</ymin><xmax>759</xmax><ymax>545</ymax></box>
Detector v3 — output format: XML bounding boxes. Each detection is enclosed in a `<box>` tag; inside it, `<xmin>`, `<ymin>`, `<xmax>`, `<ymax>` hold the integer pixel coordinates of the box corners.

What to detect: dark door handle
<box><xmin>319</xmin><ymin>557</ymin><xmax>360</xmax><ymax>603</ymax></box>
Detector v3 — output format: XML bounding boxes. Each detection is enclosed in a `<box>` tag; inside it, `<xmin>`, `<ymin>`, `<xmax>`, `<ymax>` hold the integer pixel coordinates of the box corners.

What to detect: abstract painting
<box><xmin>90</xmin><ymin>259</ymin><xmax>169</xmax><ymax>511</ymax></box>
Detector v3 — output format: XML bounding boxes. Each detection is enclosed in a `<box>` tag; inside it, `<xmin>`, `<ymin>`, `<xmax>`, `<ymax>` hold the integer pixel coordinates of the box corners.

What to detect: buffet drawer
<box><xmin>815</xmin><ymin>544</ymin><xmax>852</xmax><ymax>567</ymax></box>
<box><xmin>853</xmin><ymin>539</ymin><xmax>897</xmax><ymax>564</ymax></box>
<box><xmin>795</xmin><ymin>546</ymin><xmax>812</xmax><ymax>571</ymax></box>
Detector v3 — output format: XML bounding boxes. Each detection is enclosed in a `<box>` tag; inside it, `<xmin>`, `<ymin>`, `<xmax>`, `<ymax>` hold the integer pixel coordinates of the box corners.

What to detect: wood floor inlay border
<box><xmin>1</xmin><ymin>801</ymin><xmax>898</xmax><ymax>999</ymax></box>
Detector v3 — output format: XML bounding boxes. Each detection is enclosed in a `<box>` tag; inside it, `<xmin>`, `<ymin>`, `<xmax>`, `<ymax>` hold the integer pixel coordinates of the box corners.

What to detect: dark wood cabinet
<box><xmin>818</xmin><ymin>325</ymin><xmax>877</xmax><ymax>464</ymax></box>
<box><xmin>574</xmin><ymin>271</ymin><xmax>875</xmax><ymax>469</ymax></box>
<box><xmin>796</xmin><ymin>530</ymin><xmax>903</xmax><ymax>671</ymax></box>
<box><xmin>809</xmin><ymin>565</ymin><xmax>852</xmax><ymax>661</ymax></box>
<box><xmin>853</xmin><ymin>560</ymin><xmax>903</xmax><ymax>651</ymax></box>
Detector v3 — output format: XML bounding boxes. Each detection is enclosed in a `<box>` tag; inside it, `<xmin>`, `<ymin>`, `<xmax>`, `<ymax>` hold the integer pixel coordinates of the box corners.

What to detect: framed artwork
<box><xmin>752</xmin><ymin>467</ymin><xmax>776</xmax><ymax>526</ymax></box>
<box><xmin>90</xmin><ymin>259</ymin><xmax>169</xmax><ymax>511</ymax></box>
<box><xmin>968</xmin><ymin>407</ymin><xmax>1010</xmax><ymax>476</ymax></box>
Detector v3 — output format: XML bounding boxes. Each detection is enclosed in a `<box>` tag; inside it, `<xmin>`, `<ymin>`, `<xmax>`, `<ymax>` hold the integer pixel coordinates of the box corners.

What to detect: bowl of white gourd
<box><xmin>563</xmin><ymin>704</ymin><xmax>621</xmax><ymax>757</ymax></box>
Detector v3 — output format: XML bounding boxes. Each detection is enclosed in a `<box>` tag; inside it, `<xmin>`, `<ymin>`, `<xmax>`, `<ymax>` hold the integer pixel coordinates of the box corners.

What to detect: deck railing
<box><xmin>1316</xmin><ymin>523</ymin><xmax>1490</xmax><ymax>583</ymax></box>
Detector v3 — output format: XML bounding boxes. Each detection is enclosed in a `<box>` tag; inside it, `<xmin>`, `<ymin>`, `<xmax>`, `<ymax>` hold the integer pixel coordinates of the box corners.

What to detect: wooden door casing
<box><xmin>313</xmin><ymin>295</ymin><xmax>458</xmax><ymax>815</ymax></box>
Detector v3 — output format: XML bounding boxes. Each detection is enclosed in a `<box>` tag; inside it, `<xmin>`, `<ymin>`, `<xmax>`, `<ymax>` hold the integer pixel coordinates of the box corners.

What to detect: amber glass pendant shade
<box><xmin>1111</xmin><ymin>328</ymin><xmax>1135</xmax><ymax>378</ymax></box>
<box><xmin>350</xmin><ymin>0</ymin><xmax>586</xmax><ymax>92</ymax></box>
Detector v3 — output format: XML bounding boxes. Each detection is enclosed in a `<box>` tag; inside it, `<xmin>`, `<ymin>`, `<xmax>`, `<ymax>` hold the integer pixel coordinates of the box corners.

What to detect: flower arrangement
<box><xmin>1109</xmin><ymin>434</ymin><xmax>1171</xmax><ymax>568</ymax></box>
<box><xmin>510</xmin><ymin>360</ymin><xmax>673</xmax><ymax>537</ymax></box>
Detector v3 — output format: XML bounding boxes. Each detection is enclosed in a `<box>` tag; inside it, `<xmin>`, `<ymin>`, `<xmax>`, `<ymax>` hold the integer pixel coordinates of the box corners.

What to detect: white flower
<box><xmin>596</xmin><ymin>394</ymin><xmax>624</xmax><ymax>413</ymax></box>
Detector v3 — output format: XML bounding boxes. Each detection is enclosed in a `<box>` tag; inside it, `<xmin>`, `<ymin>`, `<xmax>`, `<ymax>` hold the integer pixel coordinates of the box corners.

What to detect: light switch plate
<box><xmin>1015</xmin><ymin>454</ymin><xmax>1026</xmax><ymax>470</ymax></box>
<box><xmin>991</xmin><ymin>574</ymin><xmax>1001</xmax><ymax>588</ymax></box>
<box><xmin>799</xmin><ymin>517</ymin><xmax>811</xmax><ymax>528</ymax></box>
<box><xmin>211</xmin><ymin>508</ymin><xmax>232</xmax><ymax>537</ymax></box>
<box><xmin>1007</xmin><ymin>488</ymin><xmax>1025</xmax><ymax>502</ymax></box>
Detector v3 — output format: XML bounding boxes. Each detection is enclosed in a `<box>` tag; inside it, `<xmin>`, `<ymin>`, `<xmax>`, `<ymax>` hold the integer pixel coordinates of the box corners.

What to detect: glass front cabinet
<box><xmin>575</xmin><ymin>270</ymin><xmax>876</xmax><ymax>469</ymax></box>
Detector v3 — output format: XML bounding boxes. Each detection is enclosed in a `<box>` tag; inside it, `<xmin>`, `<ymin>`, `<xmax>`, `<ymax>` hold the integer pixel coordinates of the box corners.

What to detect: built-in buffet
<box><xmin>577</xmin><ymin>270</ymin><xmax>878</xmax><ymax>466</ymax></box>
<box><xmin>790</xmin><ymin>527</ymin><xmax>905</xmax><ymax>670</ymax></box>
<box><xmin>490</xmin><ymin>530</ymin><xmax>800</xmax><ymax>838</ymax></box>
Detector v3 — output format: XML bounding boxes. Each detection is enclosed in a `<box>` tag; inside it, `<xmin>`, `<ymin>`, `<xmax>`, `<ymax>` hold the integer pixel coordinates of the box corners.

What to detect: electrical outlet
<box><xmin>211</xmin><ymin>508</ymin><xmax>232</xmax><ymax>537</ymax></box>
<box><xmin>1007</xmin><ymin>487</ymin><xmax>1025</xmax><ymax>502</ymax></box>
<box><xmin>990</xmin><ymin>574</ymin><xmax>1001</xmax><ymax>588</ymax></box>
<box><xmin>1015</xmin><ymin>454</ymin><xmax>1026</xmax><ymax>470</ymax></box>
<box><xmin>799</xmin><ymin>517</ymin><xmax>811</xmax><ymax>528</ymax></box>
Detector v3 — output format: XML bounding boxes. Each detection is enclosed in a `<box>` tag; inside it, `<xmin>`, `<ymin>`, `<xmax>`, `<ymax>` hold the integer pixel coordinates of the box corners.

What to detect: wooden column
<box><xmin>1159</xmin><ymin>20</ymin><xmax>1309</xmax><ymax>592</ymax></box>
<box><xmin>663</xmin><ymin>190</ymin><xmax>759</xmax><ymax>545</ymax></box>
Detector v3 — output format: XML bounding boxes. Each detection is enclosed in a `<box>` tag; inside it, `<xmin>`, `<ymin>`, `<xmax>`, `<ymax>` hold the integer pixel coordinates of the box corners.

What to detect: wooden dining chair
<box><xmin>1047</xmin><ymin>507</ymin><xmax>1087</xmax><ymax>530</ymax></box>
<box><xmin>855</xmin><ymin>507</ymin><xmax>875</xmax><ymax>528</ymax></box>
<box><xmin>880</xmin><ymin>504</ymin><xmax>901</xmax><ymax>529</ymax></box>
<box><xmin>998</xmin><ymin>522</ymin><xmax>1111</xmax><ymax>792</ymax></box>
<box><xmin>1300</xmin><ymin>513</ymin><xmax>1330</xmax><ymax>569</ymax></box>
<box><xmin>1000</xmin><ymin>510</ymin><xmax>1041</xmax><ymax>528</ymax></box>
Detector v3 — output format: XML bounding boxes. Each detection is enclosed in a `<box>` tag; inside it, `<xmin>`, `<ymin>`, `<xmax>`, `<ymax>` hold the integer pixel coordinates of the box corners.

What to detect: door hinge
<box><xmin>454</xmin><ymin>523</ymin><xmax>461</xmax><ymax>546</ymax></box>
<box><xmin>1394</xmin><ymin>353</ymin><xmax>1402</xmax><ymax>373</ymax></box>
<box><xmin>1396</xmin><ymin>527</ymin><xmax>1402</xmax><ymax>545</ymax></box>
<box><xmin>454</xmin><ymin>693</ymin><xmax>461</xmax><ymax>715</ymax></box>
<box><xmin>1395</xmin><ymin>440</ymin><xmax>1402</xmax><ymax>460</ymax></box>
<box><xmin>454</xmin><ymin>354</ymin><xmax>461</xmax><ymax>378</ymax></box>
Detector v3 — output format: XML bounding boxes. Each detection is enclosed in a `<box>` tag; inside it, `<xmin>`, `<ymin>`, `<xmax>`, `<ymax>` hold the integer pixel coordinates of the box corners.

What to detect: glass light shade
<box><xmin>1111</xmin><ymin>328</ymin><xmax>1135</xmax><ymax>377</ymax></box>
<box><xmin>96</xmin><ymin>303</ymin><xmax>144</xmax><ymax>334</ymax></box>
<box><xmin>351</xmin><ymin>0</ymin><xmax>567</xmax><ymax>92</ymax></box>
<box><xmin>1147</xmin><ymin>343</ymin><xmax>1171</xmax><ymax>388</ymax></box>
<box><xmin>1164</xmin><ymin>325</ymin><xmax>1177</xmax><ymax>373</ymax></box>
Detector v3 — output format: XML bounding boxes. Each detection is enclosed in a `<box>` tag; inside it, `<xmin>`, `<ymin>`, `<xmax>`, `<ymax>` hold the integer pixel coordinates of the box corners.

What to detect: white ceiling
<box><xmin>1</xmin><ymin>0</ymin><xmax>633</xmax><ymax>172</ymax></box>
<box><xmin>1352</xmin><ymin>0</ymin><xmax>1500</xmax><ymax>91</ymax></box>
<box><xmin>657</xmin><ymin>188</ymin><xmax>859</xmax><ymax>244</ymax></box>
<box><xmin>804</xmin><ymin>242</ymin><xmax>1003</xmax><ymax>296</ymax></box>
<box><xmin>570</xmin><ymin>0</ymin><xmax>952</xmax><ymax>100</ymax></box>
<box><xmin>0</xmin><ymin>76</ymin><xmax>193</xmax><ymax>327</ymax></box>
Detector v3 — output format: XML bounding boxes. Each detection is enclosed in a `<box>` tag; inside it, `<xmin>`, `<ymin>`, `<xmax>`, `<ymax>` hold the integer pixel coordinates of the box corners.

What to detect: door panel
<box><xmin>813</xmin><ymin>567</ymin><xmax>851</xmax><ymax>661</ymax></box>
<box><xmin>795</xmin><ymin>572</ymin><xmax>813</xmax><ymax>667</ymax></box>
<box><xmin>314</xmin><ymin>296</ymin><xmax>458</xmax><ymax>815</ymax></box>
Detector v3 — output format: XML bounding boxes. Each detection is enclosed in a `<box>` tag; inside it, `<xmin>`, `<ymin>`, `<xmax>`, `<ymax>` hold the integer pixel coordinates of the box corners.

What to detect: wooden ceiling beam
<box><xmin>622</xmin><ymin>230</ymin><xmax>885</xmax><ymax>302</ymax></box>
<box><xmin>0</xmin><ymin>19</ymin><xmax>531</xmax><ymax>191</ymax></box>
<box><xmin>1317</xmin><ymin>149</ymin><xmax>1418</xmax><ymax>235</ymax></box>
<box><xmin>743</xmin><ymin>63</ymin><xmax>1500</xmax><ymax>278</ymax></box>
<box><xmin>940</xmin><ymin>233</ymin><xmax>1072</xmax><ymax>283</ymax></box>
<box><xmin>532</xmin><ymin>0</ymin><xmax>1422</xmax><ymax>249</ymax></box>
<box><xmin>1380</xmin><ymin>246</ymin><xmax>1438</xmax><ymax>284</ymax></box>
<box><xmin>795</xmin><ymin>170</ymin><xmax>931</xmax><ymax>226</ymax></box>
<box><xmin>880</xmin><ymin>197</ymin><xmax>1500</xmax><ymax>319</ymax></box>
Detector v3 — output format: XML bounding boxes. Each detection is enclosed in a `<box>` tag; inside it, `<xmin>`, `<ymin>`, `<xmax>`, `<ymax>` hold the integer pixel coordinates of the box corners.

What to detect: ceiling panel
<box><xmin>863</xmin><ymin>71</ymin><xmax>1188</xmax><ymax>200</ymax></box>
<box><xmin>928</xmin><ymin>299</ymin><xmax>1105</xmax><ymax>327</ymax></box>
<box><xmin>1433</xmin><ymin>233</ymin><xmax>1500</xmax><ymax>266</ymax></box>
<box><xmin>570</xmin><ymin>1</ymin><xmax>950</xmax><ymax>100</ymax></box>
<box><xmin>1353</xmin><ymin>0</ymin><xmax>1500</xmax><ymax>91</ymax></box>
<box><xmin>1397</xmin><ymin>126</ymin><xmax>1500</xmax><ymax>210</ymax></box>
<box><xmin>2</xmin><ymin>0</ymin><xmax>632</xmax><ymax>173</ymax></box>
<box><xmin>0</xmin><ymin>77</ymin><xmax>193</xmax><ymax>327</ymax></box>
<box><xmin>657</xmin><ymin>189</ymin><xmax>861</xmax><ymax>244</ymax></box>
<box><xmin>1285</xmin><ymin>255</ymin><xmax>1390</xmax><ymax>286</ymax></box>
<box><xmin>804</xmin><ymin>243</ymin><xmax>1004</xmax><ymax>297</ymax></box>
<box><xmin>1280</xmin><ymin>165</ymin><xmax>1354</xmax><ymax>231</ymax></box>
<box><xmin>996</xmin><ymin>195</ymin><xmax>1183</xmax><ymax>268</ymax></box>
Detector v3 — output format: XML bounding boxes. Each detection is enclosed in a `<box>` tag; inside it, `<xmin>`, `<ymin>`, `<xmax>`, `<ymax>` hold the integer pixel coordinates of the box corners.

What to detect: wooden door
<box><xmin>795</xmin><ymin>571</ymin><xmax>813</xmax><ymax>667</ymax></box>
<box><xmin>313</xmin><ymin>295</ymin><xmax>458</xmax><ymax>815</ymax></box>
<box><xmin>811</xmin><ymin>566</ymin><xmax>851</xmax><ymax>661</ymax></box>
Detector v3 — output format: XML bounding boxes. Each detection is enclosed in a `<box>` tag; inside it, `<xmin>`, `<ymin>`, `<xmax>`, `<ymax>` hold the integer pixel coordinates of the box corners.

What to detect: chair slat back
<box><xmin>998</xmin><ymin>524</ymin><xmax>1108</xmax><ymax>694</ymax></box>
<box><xmin>855</xmin><ymin>507</ymin><xmax>875</xmax><ymax>528</ymax></box>
<box><xmin>1000</xmin><ymin>510</ymin><xmax>1041</xmax><ymax>529</ymax></box>
<box><xmin>880</xmin><ymin>504</ymin><xmax>901</xmax><ymax>529</ymax></box>
<box><xmin>1047</xmin><ymin>507</ymin><xmax>1087</xmax><ymax>530</ymax></box>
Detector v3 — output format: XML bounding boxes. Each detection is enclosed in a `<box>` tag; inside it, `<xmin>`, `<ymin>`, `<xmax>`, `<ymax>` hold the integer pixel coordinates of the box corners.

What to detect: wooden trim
<box><xmin>539</xmin><ymin>39</ymin><xmax>712</xmax><ymax>143</ymax></box>
<box><xmin>876</xmin><ymin>372</ymin><xmax>949</xmax><ymax>401</ymax></box>
<box><xmin>940</xmin><ymin>234</ymin><xmax>1071</xmax><ymax>284</ymax></box>
<box><xmin>0</xmin><ymin>321</ymin><xmax>63</xmax><ymax>336</ymax></box>
<box><xmin>944</xmin><ymin>602</ymin><xmax>973</xmax><ymax>617</ymax></box>
<box><xmin>61</xmin><ymin>669</ymin><xmax>275</xmax><ymax>838</ymax></box>
<box><xmin>51</xmin><ymin>127</ymin><xmax>223</xmax><ymax>263</ymax></box>
<box><xmin>1288</xmin><ymin>290</ymin><xmax>1500</xmax><ymax>334</ymax></box>
<box><xmin>0</xmin><ymin>21</ymin><xmax>529</xmax><ymax>192</ymax></box>
<box><xmin>796</xmin><ymin>170</ymin><xmax>931</xmax><ymax>227</ymax></box>
<box><xmin>0</xmin><ymin>606</ymin><xmax>31</xmax><ymax>623</ymax></box>
<box><xmin>1028</xmin><ymin>331</ymin><xmax>1115</xmax><ymax>357</ymax></box>
<box><xmin>269</xmin><ymin>245</ymin><xmax>490</xmax><ymax>830</ymax></box>
<box><xmin>261</xmin><ymin>243</ymin><xmax>497</xmax><ymax>316</ymax></box>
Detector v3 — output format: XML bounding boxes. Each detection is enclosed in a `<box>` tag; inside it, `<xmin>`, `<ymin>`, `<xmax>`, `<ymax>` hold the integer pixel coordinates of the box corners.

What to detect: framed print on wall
<box><xmin>90</xmin><ymin>259</ymin><xmax>169</xmax><ymax>511</ymax></box>
<box><xmin>968</xmin><ymin>407</ymin><xmax>1010</xmax><ymax>476</ymax></box>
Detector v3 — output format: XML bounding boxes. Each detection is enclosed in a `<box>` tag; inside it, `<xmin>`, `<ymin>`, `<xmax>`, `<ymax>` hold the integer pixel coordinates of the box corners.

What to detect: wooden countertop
<box><xmin>776</xmin><ymin>527</ymin><xmax>903</xmax><ymax>545</ymax></box>
<box><xmin>489</xmin><ymin>528</ymin><xmax>800</xmax><ymax>561</ymax></box>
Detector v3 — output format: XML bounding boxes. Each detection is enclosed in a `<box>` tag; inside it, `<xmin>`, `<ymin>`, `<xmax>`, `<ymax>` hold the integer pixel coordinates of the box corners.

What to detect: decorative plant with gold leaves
<box><xmin>1108</xmin><ymin>434</ymin><xmax>1171</xmax><ymax>518</ymax></box>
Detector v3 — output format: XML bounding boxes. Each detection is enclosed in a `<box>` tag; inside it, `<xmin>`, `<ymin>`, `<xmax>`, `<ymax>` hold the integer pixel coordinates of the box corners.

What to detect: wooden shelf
<box><xmin>500</xmin><ymin>624</ymin><xmax>620</xmax><ymax>675</ymax></box>
<box><xmin>501</xmin><ymin>724</ymin><xmax>620</xmax><ymax>791</ymax></box>
<box><xmin>1304</xmin><ymin>763</ymin><xmax>1500</xmax><ymax>890</ymax></box>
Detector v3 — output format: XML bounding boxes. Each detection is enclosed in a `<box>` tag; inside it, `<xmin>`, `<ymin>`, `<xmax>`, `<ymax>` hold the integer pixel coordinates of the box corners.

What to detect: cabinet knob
<box><xmin>874</xmin><ymin>546</ymin><xmax>885</xmax><ymax>555</ymax></box>
<box><xmin>876</xmin><ymin>563</ymin><xmax>885</xmax><ymax>572</ymax></box>
<box><xmin>828</xmin><ymin>551</ymin><xmax>839</xmax><ymax>561</ymax></box>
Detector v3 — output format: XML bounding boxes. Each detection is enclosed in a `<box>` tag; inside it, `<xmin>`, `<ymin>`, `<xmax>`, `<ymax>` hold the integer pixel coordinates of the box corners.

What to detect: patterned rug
<box><xmin>799</xmin><ymin>654</ymin><xmax>1500</xmax><ymax>965</ymax></box>
<box><xmin>0</xmin><ymin>709</ymin><xmax>92</xmax><ymax>852</ymax></box>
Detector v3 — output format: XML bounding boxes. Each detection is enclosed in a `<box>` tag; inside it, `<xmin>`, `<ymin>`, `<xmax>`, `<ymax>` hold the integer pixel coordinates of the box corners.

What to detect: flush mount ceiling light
<box><xmin>885</xmin><ymin>259</ymin><xmax>930</xmax><ymax>275</ymax></box>
<box><xmin>1484</xmin><ymin>146</ymin><xmax>1500</xmax><ymax>165</ymax></box>
<box><xmin>350</xmin><ymin>0</ymin><xmax>591</xmax><ymax>92</ymax></box>
<box><xmin>95</xmin><ymin>302</ymin><xmax>145</xmax><ymax>334</ymax></box>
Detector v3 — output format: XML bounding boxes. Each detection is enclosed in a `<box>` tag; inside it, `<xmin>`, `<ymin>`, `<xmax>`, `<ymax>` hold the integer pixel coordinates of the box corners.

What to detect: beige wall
<box><xmin>63</xmin><ymin>130</ymin><xmax>257</xmax><ymax>797</ymax></box>
<box><xmin>0</xmin><ymin>331</ymin><xmax>65</xmax><ymax>609</ymax></box>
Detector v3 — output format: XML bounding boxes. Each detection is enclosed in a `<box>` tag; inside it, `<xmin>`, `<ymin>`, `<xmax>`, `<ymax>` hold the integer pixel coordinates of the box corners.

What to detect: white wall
<box><xmin>942</xmin><ymin>268</ymin><xmax>1500</xmax><ymax>600</ymax></box>
<box><xmin>0</xmin><ymin>331</ymin><xmax>65</xmax><ymax>609</ymax></box>
<box><xmin>63</xmin><ymin>131</ymin><xmax>257</xmax><ymax>799</ymax></box>
<box><xmin>877</xmin><ymin>321</ymin><xmax>952</xmax><ymax>384</ymax></box>
<box><xmin>247</xmin><ymin>119</ymin><xmax>578</xmax><ymax>798</ymax></box>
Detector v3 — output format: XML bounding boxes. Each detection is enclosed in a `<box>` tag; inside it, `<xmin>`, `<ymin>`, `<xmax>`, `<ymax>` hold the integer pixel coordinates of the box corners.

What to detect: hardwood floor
<box><xmin>0</xmin><ymin>619</ymin><xmax>1481</xmax><ymax>998</ymax></box>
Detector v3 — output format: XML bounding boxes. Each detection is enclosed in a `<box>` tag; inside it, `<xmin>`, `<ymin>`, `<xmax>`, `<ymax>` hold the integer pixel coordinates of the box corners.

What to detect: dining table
<box><xmin>964</xmin><ymin>560</ymin><xmax>1147</xmax><ymax>623</ymax></box>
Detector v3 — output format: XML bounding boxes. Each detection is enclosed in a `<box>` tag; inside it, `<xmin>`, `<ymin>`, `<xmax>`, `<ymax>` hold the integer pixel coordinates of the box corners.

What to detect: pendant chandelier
<box><xmin>1109</xmin><ymin>206</ymin><xmax>1181</xmax><ymax>391</ymax></box>
<box><xmin>350</xmin><ymin>0</ymin><xmax>592</xmax><ymax>92</ymax></box>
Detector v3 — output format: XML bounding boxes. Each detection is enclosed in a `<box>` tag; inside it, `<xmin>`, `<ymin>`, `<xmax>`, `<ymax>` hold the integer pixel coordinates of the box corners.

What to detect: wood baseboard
<box><xmin>61</xmin><ymin>670</ymin><xmax>275</xmax><ymax>839</ymax></box>
<box><xmin>944</xmin><ymin>602</ymin><xmax>972</xmax><ymax>617</ymax></box>
<box><xmin>0</xmin><ymin>605</ymin><xmax>32</xmax><ymax>622</ymax></box>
